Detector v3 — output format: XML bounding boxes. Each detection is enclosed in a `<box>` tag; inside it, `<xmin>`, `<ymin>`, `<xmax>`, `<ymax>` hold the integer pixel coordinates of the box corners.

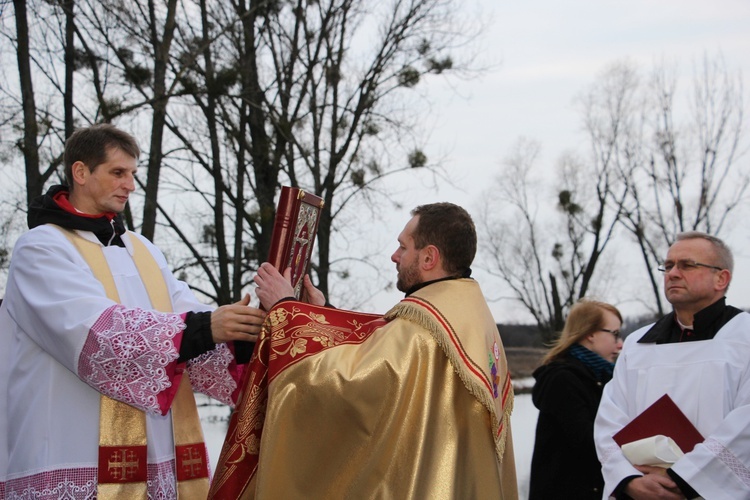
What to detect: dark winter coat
<box><xmin>528</xmin><ymin>352</ymin><xmax>609</xmax><ymax>499</ymax></box>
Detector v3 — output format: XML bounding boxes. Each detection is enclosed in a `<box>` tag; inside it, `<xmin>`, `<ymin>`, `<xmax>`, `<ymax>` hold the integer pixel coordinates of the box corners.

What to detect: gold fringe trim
<box><xmin>385</xmin><ymin>302</ymin><xmax>514</xmax><ymax>462</ymax></box>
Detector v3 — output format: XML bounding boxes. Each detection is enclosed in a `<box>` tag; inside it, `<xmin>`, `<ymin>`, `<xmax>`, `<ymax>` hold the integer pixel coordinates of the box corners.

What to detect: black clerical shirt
<box><xmin>638</xmin><ymin>297</ymin><xmax>742</xmax><ymax>344</ymax></box>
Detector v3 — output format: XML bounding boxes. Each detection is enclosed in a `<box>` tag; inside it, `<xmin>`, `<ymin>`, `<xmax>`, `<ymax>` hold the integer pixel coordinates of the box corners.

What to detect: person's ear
<box><xmin>583</xmin><ymin>333</ymin><xmax>596</xmax><ymax>346</ymax></box>
<box><xmin>715</xmin><ymin>269</ymin><xmax>731</xmax><ymax>292</ymax></box>
<box><xmin>421</xmin><ymin>245</ymin><xmax>440</xmax><ymax>271</ymax></box>
<box><xmin>71</xmin><ymin>161</ymin><xmax>89</xmax><ymax>186</ymax></box>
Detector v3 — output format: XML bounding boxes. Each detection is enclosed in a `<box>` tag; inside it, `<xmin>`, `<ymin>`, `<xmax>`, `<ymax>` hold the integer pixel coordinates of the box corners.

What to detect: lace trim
<box><xmin>705</xmin><ymin>437</ymin><xmax>750</xmax><ymax>487</ymax></box>
<box><xmin>187</xmin><ymin>343</ymin><xmax>238</xmax><ymax>407</ymax></box>
<box><xmin>78</xmin><ymin>305</ymin><xmax>184</xmax><ymax>414</ymax></box>
<box><xmin>3</xmin><ymin>461</ymin><xmax>176</xmax><ymax>499</ymax></box>
<box><xmin>147</xmin><ymin>460</ymin><xmax>178</xmax><ymax>500</ymax></box>
<box><xmin>599</xmin><ymin>443</ymin><xmax>620</xmax><ymax>465</ymax></box>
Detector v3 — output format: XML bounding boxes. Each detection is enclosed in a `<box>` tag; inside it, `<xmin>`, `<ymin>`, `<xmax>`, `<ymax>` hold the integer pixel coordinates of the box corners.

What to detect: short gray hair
<box><xmin>675</xmin><ymin>231</ymin><xmax>734</xmax><ymax>273</ymax></box>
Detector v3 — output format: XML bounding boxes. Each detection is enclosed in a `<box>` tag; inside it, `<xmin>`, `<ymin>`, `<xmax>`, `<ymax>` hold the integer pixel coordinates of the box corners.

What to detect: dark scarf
<box><xmin>27</xmin><ymin>185</ymin><xmax>127</xmax><ymax>247</ymax></box>
<box><xmin>568</xmin><ymin>343</ymin><xmax>615</xmax><ymax>382</ymax></box>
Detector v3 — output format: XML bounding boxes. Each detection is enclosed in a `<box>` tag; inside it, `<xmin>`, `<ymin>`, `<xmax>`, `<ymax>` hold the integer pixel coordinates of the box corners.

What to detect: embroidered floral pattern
<box><xmin>313</xmin><ymin>334</ymin><xmax>334</xmax><ymax>348</ymax></box>
<box><xmin>148</xmin><ymin>460</ymin><xmax>178</xmax><ymax>499</ymax></box>
<box><xmin>309</xmin><ymin>312</ymin><xmax>328</xmax><ymax>324</ymax></box>
<box><xmin>705</xmin><ymin>437</ymin><xmax>750</xmax><ymax>487</ymax></box>
<box><xmin>3</xmin><ymin>461</ymin><xmax>179</xmax><ymax>499</ymax></box>
<box><xmin>187</xmin><ymin>343</ymin><xmax>238</xmax><ymax>407</ymax></box>
<box><xmin>267</xmin><ymin>308</ymin><xmax>290</xmax><ymax>326</ymax></box>
<box><xmin>78</xmin><ymin>305</ymin><xmax>183</xmax><ymax>415</ymax></box>
<box><xmin>267</xmin><ymin>305</ymin><xmax>380</xmax><ymax>364</ymax></box>
<box><xmin>488</xmin><ymin>351</ymin><xmax>499</xmax><ymax>398</ymax></box>
<box><xmin>290</xmin><ymin>337</ymin><xmax>309</xmax><ymax>356</ymax></box>
<box><xmin>209</xmin><ymin>302</ymin><xmax>387</xmax><ymax>498</ymax></box>
<box><xmin>4</xmin><ymin>469</ymin><xmax>96</xmax><ymax>500</ymax></box>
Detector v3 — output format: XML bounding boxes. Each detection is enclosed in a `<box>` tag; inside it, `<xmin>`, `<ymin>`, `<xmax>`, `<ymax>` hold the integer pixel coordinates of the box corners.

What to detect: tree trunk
<box><xmin>63</xmin><ymin>0</ymin><xmax>75</xmax><ymax>139</ymax></box>
<box><xmin>200</xmin><ymin>0</ymin><xmax>231</xmax><ymax>305</ymax></box>
<box><xmin>14</xmin><ymin>0</ymin><xmax>42</xmax><ymax>205</ymax></box>
<box><xmin>141</xmin><ymin>0</ymin><xmax>178</xmax><ymax>241</ymax></box>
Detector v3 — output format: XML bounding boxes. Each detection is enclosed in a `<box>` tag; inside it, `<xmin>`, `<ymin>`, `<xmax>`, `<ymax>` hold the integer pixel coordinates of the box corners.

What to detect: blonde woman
<box><xmin>529</xmin><ymin>299</ymin><xmax>623</xmax><ymax>499</ymax></box>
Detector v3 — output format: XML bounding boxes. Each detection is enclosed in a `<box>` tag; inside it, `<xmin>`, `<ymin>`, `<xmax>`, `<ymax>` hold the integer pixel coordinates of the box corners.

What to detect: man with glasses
<box><xmin>594</xmin><ymin>231</ymin><xmax>750</xmax><ymax>499</ymax></box>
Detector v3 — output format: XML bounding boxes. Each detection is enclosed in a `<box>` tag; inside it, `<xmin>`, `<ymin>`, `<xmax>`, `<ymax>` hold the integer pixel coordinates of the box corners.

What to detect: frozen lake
<box><xmin>199</xmin><ymin>389</ymin><xmax>539</xmax><ymax>498</ymax></box>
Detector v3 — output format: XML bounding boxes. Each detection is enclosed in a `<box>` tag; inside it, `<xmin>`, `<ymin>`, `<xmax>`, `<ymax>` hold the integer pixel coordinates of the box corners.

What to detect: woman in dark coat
<box><xmin>529</xmin><ymin>299</ymin><xmax>623</xmax><ymax>499</ymax></box>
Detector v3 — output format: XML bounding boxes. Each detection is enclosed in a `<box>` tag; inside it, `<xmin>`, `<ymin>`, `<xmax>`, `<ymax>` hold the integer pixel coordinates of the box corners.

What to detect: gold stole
<box><xmin>56</xmin><ymin>227</ymin><xmax>209</xmax><ymax>499</ymax></box>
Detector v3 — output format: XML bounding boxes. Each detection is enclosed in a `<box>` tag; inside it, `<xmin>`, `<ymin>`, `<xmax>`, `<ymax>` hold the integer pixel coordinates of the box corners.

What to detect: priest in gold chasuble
<box><xmin>210</xmin><ymin>202</ymin><xmax>518</xmax><ymax>499</ymax></box>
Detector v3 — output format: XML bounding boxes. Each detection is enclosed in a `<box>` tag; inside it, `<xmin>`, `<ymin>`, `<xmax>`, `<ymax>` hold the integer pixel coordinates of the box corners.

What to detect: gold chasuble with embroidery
<box><xmin>210</xmin><ymin>278</ymin><xmax>517</xmax><ymax>499</ymax></box>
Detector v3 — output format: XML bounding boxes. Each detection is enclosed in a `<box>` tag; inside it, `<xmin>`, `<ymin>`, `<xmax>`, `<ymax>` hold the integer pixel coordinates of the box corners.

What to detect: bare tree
<box><xmin>152</xmin><ymin>0</ymin><xmax>483</xmax><ymax>303</ymax></box>
<box><xmin>480</xmin><ymin>56</ymin><xmax>747</xmax><ymax>333</ymax></box>
<box><xmin>280</xmin><ymin>0</ymin><xmax>467</xmax><ymax>295</ymax></box>
<box><xmin>242</xmin><ymin>0</ymin><xmax>478</xmax><ymax>298</ymax></box>
<box><xmin>478</xmin><ymin>139</ymin><xmax>559</xmax><ymax>333</ymax></box>
<box><xmin>479</xmin><ymin>62</ymin><xmax>638</xmax><ymax>337</ymax></box>
<box><xmin>72</xmin><ymin>0</ymin><xmax>183</xmax><ymax>239</ymax></box>
<box><xmin>1</xmin><ymin>0</ymin><xmax>485</xmax><ymax>308</ymax></box>
<box><xmin>618</xmin><ymin>54</ymin><xmax>747</xmax><ymax>314</ymax></box>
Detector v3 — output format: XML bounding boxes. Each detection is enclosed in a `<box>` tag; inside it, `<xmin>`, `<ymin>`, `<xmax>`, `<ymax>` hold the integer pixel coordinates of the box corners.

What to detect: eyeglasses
<box><xmin>657</xmin><ymin>259</ymin><xmax>723</xmax><ymax>273</ymax></box>
<box><xmin>600</xmin><ymin>328</ymin><xmax>620</xmax><ymax>339</ymax></box>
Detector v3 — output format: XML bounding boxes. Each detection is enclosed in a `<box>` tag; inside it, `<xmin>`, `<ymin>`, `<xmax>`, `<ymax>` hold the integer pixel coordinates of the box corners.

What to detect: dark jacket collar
<box><xmin>28</xmin><ymin>185</ymin><xmax>127</xmax><ymax>247</ymax></box>
<box><xmin>638</xmin><ymin>297</ymin><xmax>742</xmax><ymax>344</ymax></box>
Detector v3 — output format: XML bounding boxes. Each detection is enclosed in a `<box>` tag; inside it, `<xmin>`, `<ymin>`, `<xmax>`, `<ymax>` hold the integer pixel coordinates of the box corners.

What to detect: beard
<box><xmin>396</xmin><ymin>259</ymin><xmax>421</xmax><ymax>293</ymax></box>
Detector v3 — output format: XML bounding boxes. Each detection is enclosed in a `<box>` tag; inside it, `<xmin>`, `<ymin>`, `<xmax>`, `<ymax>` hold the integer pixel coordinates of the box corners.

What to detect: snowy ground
<box><xmin>511</xmin><ymin>392</ymin><xmax>538</xmax><ymax>499</ymax></box>
<box><xmin>198</xmin><ymin>388</ymin><xmax>539</xmax><ymax>499</ymax></box>
<box><xmin>195</xmin><ymin>393</ymin><xmax>234</xmax><ymax>472</ymax></box>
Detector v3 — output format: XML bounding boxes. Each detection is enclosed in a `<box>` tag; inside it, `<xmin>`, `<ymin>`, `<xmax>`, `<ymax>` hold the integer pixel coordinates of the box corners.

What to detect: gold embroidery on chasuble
<box><xmin>208</xmin><ymin>303</ymin><xmax>386</xmax><ymax>499</ymax></box>
<box><xmin>266</xmin><ymin>305</ymin><xmax>381</xmax><ymax>367</ymax></box>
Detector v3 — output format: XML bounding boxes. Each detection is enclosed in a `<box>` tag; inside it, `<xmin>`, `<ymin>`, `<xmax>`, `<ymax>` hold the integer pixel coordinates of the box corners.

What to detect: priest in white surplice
<box><xmin>0</xmin><ymin>124</ymin><xmax>264</xmax><ymax>499</ymax></box>
<box><xmin>594</xmin><ymin>232</ymin><xmax>750</xmax><ymax>499</ymax></box>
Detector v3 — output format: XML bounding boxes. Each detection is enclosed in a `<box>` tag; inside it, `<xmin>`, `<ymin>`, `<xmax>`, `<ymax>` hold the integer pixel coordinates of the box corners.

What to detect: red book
<box><xmin>267</xmin><ymin>186</ymin><xmax>325</xmax><ymax>299</ymax></box>
<box><xmin>613</xmin><ymin>394</ymin><xmax>704</xmax><ymax>454</ymax></box>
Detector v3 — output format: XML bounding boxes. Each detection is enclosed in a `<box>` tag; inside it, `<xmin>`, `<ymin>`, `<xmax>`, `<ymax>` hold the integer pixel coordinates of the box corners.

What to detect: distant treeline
<box><xmin>497</xmin><ymin>313</ymin><xmax>664</xmax><ymax>348</ymax></box>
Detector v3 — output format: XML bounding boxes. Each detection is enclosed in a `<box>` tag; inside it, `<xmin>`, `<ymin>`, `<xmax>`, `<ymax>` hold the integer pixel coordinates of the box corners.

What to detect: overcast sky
<box><xmin>359</xmin><ymin>0</ymin><xmax>750</xmax><ymax>322</ymax></box>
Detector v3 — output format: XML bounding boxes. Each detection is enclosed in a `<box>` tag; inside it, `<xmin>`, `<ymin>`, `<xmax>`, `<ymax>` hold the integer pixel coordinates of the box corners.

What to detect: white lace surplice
<box><xmin>0</xmin><ymin>226</ymin><xmax>239</xmax><ymax>498</ymax></box>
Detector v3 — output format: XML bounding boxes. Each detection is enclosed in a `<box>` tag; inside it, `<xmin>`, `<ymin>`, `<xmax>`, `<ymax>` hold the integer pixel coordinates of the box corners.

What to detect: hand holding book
<box><xmin>255</xmin><ymin>186</ymin><xmax>325</xmax><ymax>309</ymax></box>
<box><xmin>254</xmin><ymin>263</ymin><xmax>325</xmax><ymax>309</ymax></box>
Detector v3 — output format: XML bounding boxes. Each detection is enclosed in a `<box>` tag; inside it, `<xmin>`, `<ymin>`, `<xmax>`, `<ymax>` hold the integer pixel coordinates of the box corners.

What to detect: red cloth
<box><xmin>208</xmin><ymin>302</ymin><xmax>386</xmax><ymax>498</ymax></box>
